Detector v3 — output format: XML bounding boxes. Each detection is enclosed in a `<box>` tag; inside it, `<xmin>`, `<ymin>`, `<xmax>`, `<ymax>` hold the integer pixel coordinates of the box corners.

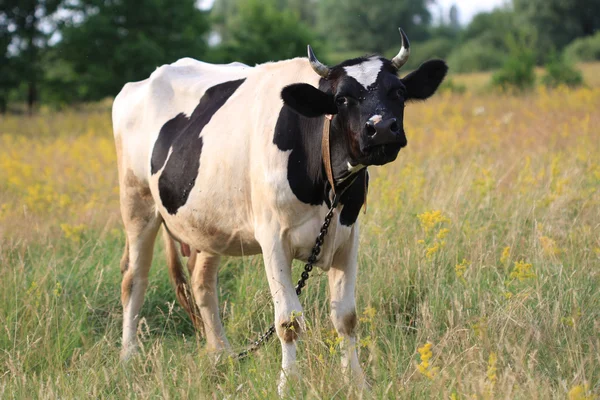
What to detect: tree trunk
<box><xmin>27</xmin><ymin>81</ymin><xmax>37</xmax><ymax>115</ymax></box>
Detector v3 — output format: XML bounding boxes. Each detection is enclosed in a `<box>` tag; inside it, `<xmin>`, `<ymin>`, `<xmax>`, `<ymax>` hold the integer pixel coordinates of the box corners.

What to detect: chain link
<box><xmin>236</xmin><ymin>196</ymin><xmax>339</xmax><ymax>360</ymax></box>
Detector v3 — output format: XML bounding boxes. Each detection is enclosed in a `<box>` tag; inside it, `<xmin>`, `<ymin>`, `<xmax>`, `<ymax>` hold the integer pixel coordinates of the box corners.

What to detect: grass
<box><xmin>1</xmin><ymin>65</ymin><xmax>599</xmax><ymax>399</ymax></box>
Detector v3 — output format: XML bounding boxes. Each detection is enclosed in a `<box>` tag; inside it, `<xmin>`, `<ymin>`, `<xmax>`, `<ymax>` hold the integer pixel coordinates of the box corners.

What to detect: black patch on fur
<box><xmin>339</xmin><ymin>170</ymin><xmax>368</xmax><ymax>226</ymax></box>
<box><xmin>273</xmin><ymin>104</ymin><xmax>327</xmax><ymax>205</ymax></box>
<box><xmin>151</xmin><ymin>78</ymin><xmax>245</xmax><ymax>214</ymax></box>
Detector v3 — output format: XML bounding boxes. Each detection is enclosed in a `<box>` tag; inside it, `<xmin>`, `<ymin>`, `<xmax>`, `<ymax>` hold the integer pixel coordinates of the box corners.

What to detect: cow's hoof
<box><xmin>120</xmin><ymin>344</ymin><xmax>139</xmax><ymax>362</ymax></box>
<box><xmin>277</xmin><ymin>368</ymin><xmax>300</xmax><ymax>397</ymax></box>
<box><xmin>209</xmin><ymin>347</ymin><xmax>234</xmax><ymax>365</ymax></box>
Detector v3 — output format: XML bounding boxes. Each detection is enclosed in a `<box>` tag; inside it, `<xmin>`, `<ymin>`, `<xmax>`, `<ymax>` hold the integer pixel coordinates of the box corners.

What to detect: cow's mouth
<box><xmin>362</xmin><ymin>142</ymin><xmax>404</xmax><ymax>166</ymax></box>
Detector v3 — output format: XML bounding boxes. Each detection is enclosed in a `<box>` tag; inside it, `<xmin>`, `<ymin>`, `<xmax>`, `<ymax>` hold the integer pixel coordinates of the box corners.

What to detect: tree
<box><xmin>448</xmin><ymin>4</ymin><xmax>460</xmax><ymax>30</ymax></box>
<box><xmin>316</xmin><ymin>0</ymin><xmax>433</xmax><ymax>54</ymax></box>
<box><xmin>0</xmin><ymin>17</ymin><xmax>15</xmax><ymax>113</ymax></box>
<box><xmin>211</xmin><ymin>0</ymin><xmax>318</xmax><ymax>49</ymax></box>
<box><xmin>0</xmin><ymin>0</ymin><xmax>63</xmax><ymax>113</ymax></box>
<box><xmin>57</xmin><ymin>0</ymin><xmax>210</xmax><ymax>102</ymax></box>
<box><xmin>211</xmin><ymin>0</ymin><xmax>318</xmax><ymax>65</ymax></box>
<box><xmin>513</xmin><ymin>0</ymin><xmax>600</xmax><ymax>60</ymax></box>
<box><xmin>461</xmin><ymin>8</ymin><xmax>520</xmax><ymax>51</ymax></box>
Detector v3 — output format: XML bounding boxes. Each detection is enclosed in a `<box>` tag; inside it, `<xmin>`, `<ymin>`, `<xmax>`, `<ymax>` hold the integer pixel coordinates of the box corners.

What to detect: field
<box><xmin>1</xmin><ymin>66</ymin><xmax>599</xmax><ymax>399</ymax></box>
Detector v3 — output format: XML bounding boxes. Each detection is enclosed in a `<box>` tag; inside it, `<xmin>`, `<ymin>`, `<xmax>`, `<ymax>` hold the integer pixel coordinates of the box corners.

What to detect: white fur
<box><xmin>368</xmin><ymin>114</ymin><xmax>382</xmax><ymax>124</ymax></box>
<box><xmin>344</xmin><ymin>57</ymin><xmax>383</xmax><ymax>89</ymax></box>
<box><xmin>347</xmin><ymin>162</ymin><xmax>365</xmax><ymax>173</ymax></box>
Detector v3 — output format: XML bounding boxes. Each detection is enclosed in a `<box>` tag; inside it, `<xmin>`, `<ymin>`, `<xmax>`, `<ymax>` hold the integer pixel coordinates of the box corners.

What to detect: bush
<box><xmin>438</xmin><ymin>77</ymin><xmax>466</xmax><ymax>94</ymax></box>
<box><xmin>446</xmin><ymin>39</ymin><xmax>504</xmax><ymax>73</ymax></box>
<box><xmin>564</xmin><ymin>32</ymin><xmax>600</xmax><ymax>62</ymax></box>
<box><xmin>541</xmin><ymin>52</ymin><xmax>584</xmax><ymax>88</ymax></box>
<box><xmin>491</xmin><ymin>34</ymin><xmax>536</xmax><ymax>92</ymax></box>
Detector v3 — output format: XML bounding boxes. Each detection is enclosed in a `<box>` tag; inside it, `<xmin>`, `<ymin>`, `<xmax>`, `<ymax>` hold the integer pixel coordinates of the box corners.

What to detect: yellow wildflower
<box><xmin>486</xmin><ymin>352</ymin><xmax>497</xmax><ymax>384</ymax></box>
<box><xmin>60</xmin><ymin>223</ymin><xmax>86</xmax><ymax>244</ymax></box>
<box><xmin>416</xmin><ymin>342</ymin><xmax>439</xmax><ymax>379</ymax></box>
<box><xmin>359</xmin><ymin>335</ymin><xmax>373</xmax><ymax>348</ymax></box>
<box><xmin>472</xmin><ymin>318</ymin><xmax>487</xmax><ymax>339</ymax></box>
<box><xmin>26</xmin><ymin>281</ymin><xmax>42</xmax><ymax>307</ymax></box>
<box><xmin>568</xmin><ymin>383</ymin><xmax>593</xmax><ymax>400</ymax></box>
<box><xmin>325</xmin><ymin>334</ymin><xmax>344</xmax><ymax>356</ymax></box>
<box><xmin>437</xmin><ymin>228</ymin><xmax>450</xmax><ymax>240</ymax></box>
<box><xmin>425</xmin><ymin>242</ymin><xmax>441</xmax><ymax>258</ymax></box>
<box><xmin>455</xmin><ymin>259</ymin><xmax>469</xmax><ymax>279</ymax></box>
<box><xmin>359</xmin><ymin>306</ymin><xmax>377</xmax><ymax>323</ymax></box>
<box><xmin>484</xmin><ymin>352</ymin><xmax>498</xmax><ymax>399</ymax></box>
<box><xmin>53</xmin><ymin>282</ymin><xmax>62</xmax><ymax>297</ymax></box>
<box><xmin>539</xmin><ymin>236</ymin><xmax>561</xmax><ymax>256</ymax></box>
<box><xmin>509</xmin><ymin>260</ymin><xmax>536</xmax><ymax>281</ymax></box>
<box><xmin>500</xmin><ymin>246</ymin><xmax>511</xmax><ymax>264</ymax></box>
<box><xmin>417</xmin><ymin>210</ymin><xmax>450</xmax><ymax>235</ymax></box>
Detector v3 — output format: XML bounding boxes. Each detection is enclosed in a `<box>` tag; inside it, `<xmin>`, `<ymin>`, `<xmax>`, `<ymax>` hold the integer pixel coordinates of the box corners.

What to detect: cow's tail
<box><xmin>162</xmin><ymin>228</ymin><xmax>204</xmax><ymax>335</ymax></box>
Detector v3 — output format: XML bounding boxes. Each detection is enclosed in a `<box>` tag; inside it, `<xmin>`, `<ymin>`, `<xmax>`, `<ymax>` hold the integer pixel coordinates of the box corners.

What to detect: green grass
<box><xmin>1</xmin><ymin>76</ymin><xmax>600</xmax><ymax>398</ymax></box>
<box><xmin>2</xmin><ymin>209</ymin><xmax>598</xmax><ymax>398</ymax></box>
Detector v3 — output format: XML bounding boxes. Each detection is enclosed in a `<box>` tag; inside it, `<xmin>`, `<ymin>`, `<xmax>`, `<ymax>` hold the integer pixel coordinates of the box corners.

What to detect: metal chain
<box><xmin>236</xmin><ymin>196</ymin><xmax>340</xmax><ymax>360</ymax></box>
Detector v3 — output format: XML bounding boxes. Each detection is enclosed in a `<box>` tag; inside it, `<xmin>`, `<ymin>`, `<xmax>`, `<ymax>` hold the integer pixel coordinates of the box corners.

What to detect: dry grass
<box><xmin>1</xmin><ymin>65</ymin><xmax>599</xmax><ymax>399</ymax></box>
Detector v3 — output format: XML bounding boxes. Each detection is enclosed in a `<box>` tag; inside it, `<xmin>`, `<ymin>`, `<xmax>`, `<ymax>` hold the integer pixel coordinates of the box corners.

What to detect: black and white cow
<box><xmin>113</xmin><ymin>28</ymin><xmax>446</xmax><ymax>393</ymax></box>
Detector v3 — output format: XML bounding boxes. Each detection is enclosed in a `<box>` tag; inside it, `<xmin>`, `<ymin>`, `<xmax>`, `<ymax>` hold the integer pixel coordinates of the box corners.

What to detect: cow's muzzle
<box><xmin>364</xmin><ymin>118</ymin><xmax>407</xmax><ymax>149</ymax></box>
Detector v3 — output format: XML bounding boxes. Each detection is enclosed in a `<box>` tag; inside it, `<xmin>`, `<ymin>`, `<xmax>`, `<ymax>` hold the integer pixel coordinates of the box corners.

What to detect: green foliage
<box><xmin>541</xmin><ymin>52</ymin><xmax>584</xmax><ymax>88</ymax></box>
<box><xmin>3</xmin><ymin>0</ymin><xmax>600</xmax><ymax>110</ymax></box>
<box><xmin>395</xmin><ymin>37</ymin><xmax>455</xmax><ymax>71</ymax></box>
<box><xmin>461</xmin><ymin>8</ymin><xmax>521</xmax><ymax>50</ymax></box>
<box><xmin>513</xmin><ymin>0</ymin><xmax>600</xmax><ymax>61</ymax></box>
<box><xmin>447</xmin><ymin>39</ymin><xmax>504</xmax><ymax>73</ymax></box>
<box><xmin>0</xmin><ymin>0</ymin><xmax>64</xmax><ymax>111</ymax></box>
<box><xmin>564</xmin><ymin>32</ymin><xmax>600</xmax><ymax>62</ymax></box>
<box><xmin>491</xmin><ymin>34</ymin><xmax>536</xmax><ymax>92</ymax></box>
<box><xmin>316</xmin><ymin>0</ymin><xmax>432</xmax><ymax>54</ymax></box>
<box><xmin>446</xmin><ymin>9</ymin><xmax>523</xmax><ymax>74</ymax></box>
<box><xmin>56</xmin><ymin>0</ymin><xmax>209</xmax><ymax>102</ymax></box>
<box><xmin>210</xmin><ymin>0</ymin><xmax>317</xmax><ymax>65</ymax></box>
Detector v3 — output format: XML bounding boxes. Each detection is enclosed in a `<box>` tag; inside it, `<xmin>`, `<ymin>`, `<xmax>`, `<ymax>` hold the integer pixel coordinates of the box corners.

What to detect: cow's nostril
<box><xmin>390</xmin><ymin>121</ymin><xmax>399</xmax><ymax>133</ymax></box>
<box><xmin>365</xmin><ymin>123</ymin><xmax>377</xmax><ymax>137</ymax></box>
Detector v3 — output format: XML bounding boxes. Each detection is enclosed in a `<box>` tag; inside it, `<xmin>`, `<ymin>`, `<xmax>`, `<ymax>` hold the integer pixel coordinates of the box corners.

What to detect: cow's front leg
<box><xmin>328</xmin><ymin>226</ymin><xmax>366</xmax><ymax>389</ymax></box>
<box><xmin>259</xmin><ymin>235</ymin><xmax>303</xmax><ymax>396</ymax></box>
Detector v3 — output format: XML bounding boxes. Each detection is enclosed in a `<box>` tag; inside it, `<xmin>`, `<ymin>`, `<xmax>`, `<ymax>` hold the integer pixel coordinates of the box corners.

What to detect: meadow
<box><xmin>1</xmin><ymin>66</ymin><xmax>599</xmax><ymax>399</ymax></box>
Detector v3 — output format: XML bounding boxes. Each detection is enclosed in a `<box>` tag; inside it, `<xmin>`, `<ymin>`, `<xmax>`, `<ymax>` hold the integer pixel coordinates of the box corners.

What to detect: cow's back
<box><xmin>113</xmin><ymin>58</ymin><xmax>252</xmax><ymax>181</ymax></box>
<box><xmin>113</xmin><ymin>57</ymin><xmax>328</xmax><ymax>256</ymax></box>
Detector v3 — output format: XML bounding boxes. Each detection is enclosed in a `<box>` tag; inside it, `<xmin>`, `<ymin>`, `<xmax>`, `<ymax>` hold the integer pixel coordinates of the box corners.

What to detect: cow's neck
<box><xmin>326</xmin><ymin>120</ymin><xmax>365</xmax><ymax>192</ymax></box>
<box><xmin>273</xmin><ymin>104</ymin><xmax>366</xmax><ymax>208</ymax></box>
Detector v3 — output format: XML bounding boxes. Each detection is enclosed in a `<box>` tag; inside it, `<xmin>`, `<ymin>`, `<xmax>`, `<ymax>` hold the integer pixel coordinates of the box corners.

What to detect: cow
<box><xmin>112</xmin><ymin>28</ymin><xmax>447</xmax><ymax>393</ymax></box>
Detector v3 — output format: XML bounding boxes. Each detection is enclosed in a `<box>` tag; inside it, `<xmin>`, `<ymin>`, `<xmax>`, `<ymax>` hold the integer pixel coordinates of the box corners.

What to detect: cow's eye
<box><xmin>336</xmin><ymin>96</ymin><xmax>348</xmax><ymax>106</ymax></box>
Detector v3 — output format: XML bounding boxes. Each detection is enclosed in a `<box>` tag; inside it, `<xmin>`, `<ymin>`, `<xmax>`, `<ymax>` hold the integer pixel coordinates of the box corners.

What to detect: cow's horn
<box><xmin>307</xmin><ymin>45</ymin><xmax>330</xmax><ymax>78</ymax></box>
<box><xmin>391</xmin><ymin>27</ymin><xmax>411</xmax><ymax>69</ymax></box>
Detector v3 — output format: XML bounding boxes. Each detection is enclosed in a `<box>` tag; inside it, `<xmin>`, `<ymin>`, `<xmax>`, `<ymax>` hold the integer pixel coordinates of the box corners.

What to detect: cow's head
<box><xmin>281</xmin><ymin>28</ymin><xmax>447</xmax><ymax>167</ymax></box>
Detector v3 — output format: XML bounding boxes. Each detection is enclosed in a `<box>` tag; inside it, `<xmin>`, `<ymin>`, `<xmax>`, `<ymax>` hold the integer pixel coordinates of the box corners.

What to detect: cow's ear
<box><xmin>401</xmin><ymin>59</ymin><xmax>448</xmax><ymax>101</ymax></box>
<box><xmin>281</xmin><ymin>83</ymin><xmax>337</xmax><ymax>117</ymax></box>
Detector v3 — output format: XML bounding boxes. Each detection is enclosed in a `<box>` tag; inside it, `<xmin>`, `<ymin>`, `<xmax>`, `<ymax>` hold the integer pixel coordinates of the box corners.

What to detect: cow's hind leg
<box><xmin>119</xmin><ymin>171</ymin><xmax>162</xmax><ymax>360</ymax></box>
<box><xmin>189</xmin><ymin>252</ymin><xmax>230</xmax><ymax>352</ymax></box>
<box><xmin>328</xmin><ymin>227</ymin><xmax>367</xmax><ymax>389</ymax></box>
